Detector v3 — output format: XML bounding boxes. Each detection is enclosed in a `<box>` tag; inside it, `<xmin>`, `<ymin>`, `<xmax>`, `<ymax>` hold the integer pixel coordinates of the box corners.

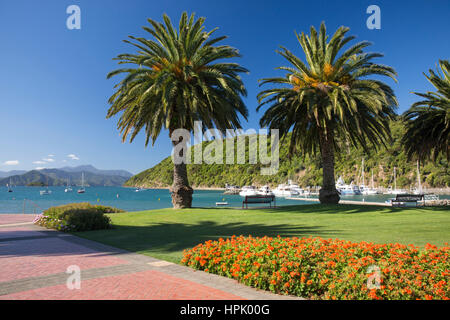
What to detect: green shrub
<box><xmin>34</xmin><ymin>202</ymin><xmax>123</xmax><ymax>232</ymax></box>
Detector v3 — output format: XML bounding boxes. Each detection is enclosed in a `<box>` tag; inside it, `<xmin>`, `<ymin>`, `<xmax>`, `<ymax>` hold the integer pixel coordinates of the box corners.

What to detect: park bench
<box><xmin>391</xmin><ymin>194</ymin><xmax>424</xmax><ymax>207</ymax></box>
<box><xmin>242</xmin><ymin>195</ymin><xmax>276</xmax><ymax>209</ymax></box>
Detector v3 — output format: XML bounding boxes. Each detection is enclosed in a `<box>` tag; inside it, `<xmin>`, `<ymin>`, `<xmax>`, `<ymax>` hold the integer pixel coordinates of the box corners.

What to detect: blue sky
<box><xmin>0</xmin><ymin>0</ymin><xmax>449</xmax><ymax>174</ymax></box>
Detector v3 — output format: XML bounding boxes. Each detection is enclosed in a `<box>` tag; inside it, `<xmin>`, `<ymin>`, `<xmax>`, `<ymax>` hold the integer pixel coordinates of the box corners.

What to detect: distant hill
<box><xmin>58</xmin><ymin>165</ymin><xmax>133</xmax><ymax>178</ymax></box>
<box><xmin>0</xmin><ymin>170</ymin><xmax>27</xmax><ymax>178</ymax></box>
<box><xmin>0</xmin><ymin>165</ymin><xmax>132</xmax><ymax>187</ymax></box>
<box><xmin>124</xmin><ymin>121</ymin><xmax>450</xmax><ymax>189</ymax></box>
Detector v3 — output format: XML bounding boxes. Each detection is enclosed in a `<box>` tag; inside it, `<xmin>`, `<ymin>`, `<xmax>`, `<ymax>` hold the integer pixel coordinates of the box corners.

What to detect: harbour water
<box><xmin>1</xmin><ymin>186</ymin><xmax>448</xmax><ymax>214</ymax></box>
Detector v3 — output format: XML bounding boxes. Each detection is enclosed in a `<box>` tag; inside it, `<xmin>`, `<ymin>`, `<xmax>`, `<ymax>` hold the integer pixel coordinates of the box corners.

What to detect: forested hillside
<box><xmin>125</xmin><ymin>121</ymin><xmax>449</xmax><ymax>189</ymax></box>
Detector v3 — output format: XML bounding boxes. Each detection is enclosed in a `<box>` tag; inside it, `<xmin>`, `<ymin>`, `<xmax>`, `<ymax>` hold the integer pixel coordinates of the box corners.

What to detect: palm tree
<box><xmin>257</xmin><ymin>23</ymin><xmax>398</xmax><ymax>204</ymax></box>
<box><xmin>402</xmin><ymin>60</ymin><xmax>450</xmax><ymax>162</ymax></box>
<box><xmin>107</xmin><ymin>12</ymin><xmax>248</xmax><ymax>208</ymax></box>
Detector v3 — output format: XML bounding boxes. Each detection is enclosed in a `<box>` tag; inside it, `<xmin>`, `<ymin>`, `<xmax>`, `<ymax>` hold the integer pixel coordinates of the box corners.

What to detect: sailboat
<box><xmin>385</xmin><ymin>167</ymin><xmax>407</xmax><ymax>195</ymax></box>
<box><xmin>360</xmin><ymin>159</ymin><xmax>380</xmax><ymax>195</ymax></box>
<box><xmin>64</xmin><ymin>178</ymin><xmax>73</xmax><ymax>193</ymax></box>
<box><xmin>77</xmin><ymin>172</ymin><xmax>85</xmax><ymax>194</ymax></box>
<box><xmin>413</xmin><ymin>161</ymin><xmax>423</xmax><ymax>195</ymax></box>
<box><xmin>40</xmin><ymin>176</ymin><xmax>52</xmax><ymax>195</ymax></box>
<box><xmin>412</xmin><ymin>161</ymin><xmax>438</xmax><ymax>200</ymax></box>
<box><xmin>7</xmin><ymin>178</ymin><xmax>13</xmax><ymax>192</ymax></box>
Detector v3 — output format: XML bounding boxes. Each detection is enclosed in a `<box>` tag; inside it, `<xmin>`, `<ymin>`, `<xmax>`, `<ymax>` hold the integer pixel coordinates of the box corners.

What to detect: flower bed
<box><xmin>181</xmin><ymin>236</ymin><xmax>449</xmax><ymax>300</ymax></box>
<box><xmin>34</xmin><ymin>202</ymin><xmax>123</xmax><ymax>232</ymax></box>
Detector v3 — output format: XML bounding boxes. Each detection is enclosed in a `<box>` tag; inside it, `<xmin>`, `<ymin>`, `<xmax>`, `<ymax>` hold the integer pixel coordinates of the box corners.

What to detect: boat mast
<box><xmin>417</xmin><ymin>160</ymin><xmax>422</xmax><ymax>193</ymax></box>
<box><xmin>371</xmin><ymin>170</ymin><xmax>374</xmax><ymax>189</ymax></box>
<box><xmin>394</xmin><ymin>167</ymin><xmax>397</xmax><ymax>191</ymax></box>
<box><xmin>362</xmin><ymin>158</ymin><xmax>365</xmax><ymax>186</ymax></box>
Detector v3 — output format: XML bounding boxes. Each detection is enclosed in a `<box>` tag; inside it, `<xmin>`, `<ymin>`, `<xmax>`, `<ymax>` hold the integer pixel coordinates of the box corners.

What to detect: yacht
<box><xmin>257</xmin><ymin>185</ymin><xmax>274</xmax><ymax>196</ymax></box>
<box><xmin>336</xmin><ymin>177</ymin><xmax>361</xmax><ymax>195</ymax></box>
<box><xmin>135</xmin><ymin>187</ymin><xmax>145</xmax><ymax>192</ymax></box>
<box><xmin>7</xmin><ymin>178</ymin><xmax>13</xmax><ymax>192</ymax></box>
<box><xmin>40</xmin><ymin>176</ymin><xmax>52</xmax><ymax>195</ymax></box>
<box><xmin>384</xmin><ymin>167</ymin><xmax>407</xmax><ymax>195</ymax></box>
<box><xmin>64</xmin><ymin>178</ymin><xmax>73</xmax><ymax>193</ymax></box>
<box><xmin>273</xmin><ymin>183</ymin><xmax>300</xmax><ymax>197</ymax></box>
<box><xmin>77</xmin><ymin>172</ymin><xmax>86</xmax><ymax>194</ymax></box>
<box><xmin>224</xmin><ymin>185</ymin><xmax>240</xmax><ymax>195</ymax></box>
<box><xmin>359</xmin><ymin>160</ymin><xmax>380</xmax><ymax>195</ymax></box>
<box><xmin>287</xmin><ymin>181</ymin><xmax>304</xmax><ymax>195</ymax></box>
<box><xmin>239</xmin><ymin>186</ymin><xmax>258</xmax><ymax>197</ymax></box>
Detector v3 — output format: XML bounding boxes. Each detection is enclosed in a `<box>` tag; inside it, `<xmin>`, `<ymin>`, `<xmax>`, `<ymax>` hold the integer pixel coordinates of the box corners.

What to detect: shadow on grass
<box><xmin>237</xmin><ymin>204</ymin><xmax>449</xmax><ymax>215</ymax></box>
<box><xmin>80</xmin><ymin>220</ymin><xmax>340</xmax><ymax>255</ymax></box>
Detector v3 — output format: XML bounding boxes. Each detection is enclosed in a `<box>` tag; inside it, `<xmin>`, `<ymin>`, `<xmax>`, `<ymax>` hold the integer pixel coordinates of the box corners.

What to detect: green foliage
<box><xmin>257</xmin><ymin>22</ymin><xmax>398</xmax><ymax>158</ymax></box>
<box><xmin>125</xmin><ymin>121</ymin><xmax>449</xmax><ymax>189</ymax></box>
<box><xmin>34</xmin><ymin>203</ymin><xmax>123</xmax><ymax>232</ymax></box>
<box><xmin>106</xmin><ymin>12</ymin><xmax>248</xmax><ymax>145</ymax></box>
<box><xmin>402</xmin><ymin>60</ymin><xmax>450</xmax><ymax>162</ymax></box>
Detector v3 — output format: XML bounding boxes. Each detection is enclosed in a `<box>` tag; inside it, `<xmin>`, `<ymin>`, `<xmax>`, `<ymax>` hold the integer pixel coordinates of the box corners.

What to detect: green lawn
<box><xmin>75</xmin><ymin>204</ymin><xmax>450</xmax><ymax>263</ymax></box>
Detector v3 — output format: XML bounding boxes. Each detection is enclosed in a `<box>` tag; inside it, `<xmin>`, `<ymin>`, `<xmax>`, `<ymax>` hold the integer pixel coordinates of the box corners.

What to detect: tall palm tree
<box><xmin>107</xmin><ymin>12</ymin><xmax>248</xmax><ymax>208</ymax></box>
<box><xmin>257</xmin><ymin>23</ymin><xmax>398</xmax><ymax>204</ymax></box>
<box><xmin>402</xmin><ymin>60</ymin><xmax>450</xmax><ymax>162</ymax></box>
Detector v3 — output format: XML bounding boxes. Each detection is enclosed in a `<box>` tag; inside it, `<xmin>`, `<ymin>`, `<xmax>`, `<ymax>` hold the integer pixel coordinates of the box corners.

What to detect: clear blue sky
<box><xmin>0</xmin><ymin>0</ymin><xmax>449</xmax><ymax>174</ymax></box>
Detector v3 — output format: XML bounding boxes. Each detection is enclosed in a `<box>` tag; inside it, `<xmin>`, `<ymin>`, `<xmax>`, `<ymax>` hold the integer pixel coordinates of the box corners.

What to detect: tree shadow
<box><xmin>84</xmin><ymin>220</ymin><xmax>340</xmax><ymax>255</ymax></box>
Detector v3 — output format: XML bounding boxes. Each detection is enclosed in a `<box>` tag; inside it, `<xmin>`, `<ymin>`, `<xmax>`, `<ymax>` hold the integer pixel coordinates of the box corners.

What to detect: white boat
<box><xmin>336</xmin><ymin>177</ymin><xmax>361</xmax><ymax>195</ymax></box>
<box><xmin>224</xmin><ymin>184</ymin><xmax>240</xmax><ymax>195</ymax></box>
<box><xmin>384</xmin><ymin>167</ymin><xmax>407</xmax><ymax>195</ymax></box>
<box><xmin>64</xmin><ymin>178</ymin><xmax>73</xmax><ymax>193</ymax></box>
<box><xmin>359</xmin><ymin>160</ymin><xmax>380</xmax><ymax>195</ymax></box>
<box><xmin>286</xmin><ymin>180</ymin><xmax>305</xmax><ymax>195</ymax></box>
<box><xmin>135</xmin><ymin>187</ymin><xmax>145</xmax><ymax>192</ymax></box>
<box><xmin>77</xmin><ymin>172</ymin><xmax>86</xmax><ymax>194</ymax></box>
<box><xmin>257</xmin><ymin>185</ymin><xmax>274</xmax><ymax>196</ymax></box>
<box><xmin>7</xmin><ymin>178</ymin><xmax>13</xmax><ymax>193</ymax></box>
<box><xmin>239</xmin><ymin>186</ymin><xmax>258</xmax><ymax>197</ymax></box>
<box><xmin>40</xmin><ymin>176</ymin><xmax>52</xmax><ymax>195</ymax></box>
<box><xmin>273</xmin><ymin>182</ymin><xmax>300</xmax><ymax>197</ymax></box>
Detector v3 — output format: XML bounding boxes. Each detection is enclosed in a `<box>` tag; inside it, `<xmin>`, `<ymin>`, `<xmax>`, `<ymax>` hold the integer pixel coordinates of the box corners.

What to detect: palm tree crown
<box><xmin>106</xmin><ymin>12</ymin><xmax>248</xmax><ymax>208</ymax></box>
<box><xmin>107</xmin><ymin>12</ymin><xmax>248</xmax><ymax>144</ymax></box>
<box><xmin>257</xmin><ymin>22</ymin><xmax>398</xmax><ymax>203</ymax></box>
<box><xmin>402</xmin><ymin>60</ymin><xmax>450</xmax><ymax>162</ymax></box>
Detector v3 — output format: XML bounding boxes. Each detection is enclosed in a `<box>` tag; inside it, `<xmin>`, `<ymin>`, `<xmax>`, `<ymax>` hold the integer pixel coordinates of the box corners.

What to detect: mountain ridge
<box><xmin>0</xmin><ymin>165</ymin><xmax>132</xmax><ymax>187</ymax></box>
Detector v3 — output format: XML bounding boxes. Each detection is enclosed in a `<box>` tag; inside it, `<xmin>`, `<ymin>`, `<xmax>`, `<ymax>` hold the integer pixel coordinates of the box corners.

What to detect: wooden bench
<box><xmin>391</xmin><ymin>194</ymin><xmax>424</xmax><ymax>207</ymax></box>
<box><xmin>242</xmin><ymin>195</ymin><xmax>276</xmax><ymax>209</ymax></box>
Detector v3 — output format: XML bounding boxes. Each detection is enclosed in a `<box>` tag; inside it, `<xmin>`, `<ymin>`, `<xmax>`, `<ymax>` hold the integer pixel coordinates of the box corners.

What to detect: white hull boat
<box><xmin>239</xmin><ymin>186</ymin><xmax>258</xmax><ymax>197</ymax></box>
<box><xmin>257</xmin><ymin>186</ymin><xmax>274</xmax><ymax>196</ymax></box>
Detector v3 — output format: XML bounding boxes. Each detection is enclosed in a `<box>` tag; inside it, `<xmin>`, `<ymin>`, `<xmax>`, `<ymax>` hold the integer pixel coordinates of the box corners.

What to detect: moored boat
<box><xmin>239</xmin><ymin>186</ymin><xmax>258</xmax><ymax>197</ymax></box>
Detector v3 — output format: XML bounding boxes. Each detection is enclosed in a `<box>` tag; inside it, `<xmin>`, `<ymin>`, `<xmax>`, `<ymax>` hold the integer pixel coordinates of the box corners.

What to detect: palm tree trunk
<box><xmin>170</xmin><ymin>132</ymin><xmax>193</xmax><ymax>209</ymax></box>
<box><xmin>319</xmin><ymin>129</ymin><xmax>340</xmax><ymax>204</ymax></box>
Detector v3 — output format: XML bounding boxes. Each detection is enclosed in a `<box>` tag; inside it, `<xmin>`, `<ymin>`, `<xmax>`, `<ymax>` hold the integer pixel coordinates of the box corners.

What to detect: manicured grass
<box><xmin>74</xmin><ymin>204</ymin><xmax>450</xmax><ymax>263</ymax></box>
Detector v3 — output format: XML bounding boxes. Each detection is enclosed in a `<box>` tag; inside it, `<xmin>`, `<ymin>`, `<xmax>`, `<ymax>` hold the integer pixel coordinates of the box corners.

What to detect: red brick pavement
<box><xmin>0</xmin><ymin>224</ymin><xmax>248</xmax><ymax>300</ymax></box>
<box><xmin>0</xmin><ymin>270</ymin><xmax>244</xmax><ymax>300</ymax></box>
<box><xmin>0</xmin><ymin>226</ymin><xmax>129</xmax><ymax>282</ymax></box>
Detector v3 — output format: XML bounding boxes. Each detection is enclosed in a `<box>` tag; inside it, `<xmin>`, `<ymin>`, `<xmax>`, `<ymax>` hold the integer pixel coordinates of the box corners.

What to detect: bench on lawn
<box><xmin>391</xmin><ymin>194</ymin><xmax>424</xmax><ymax>207</ymax></box>
<box><xmin>242</xmin><ymin>195</ymin><xmax>276</xmax><ymax>209</ymax></box>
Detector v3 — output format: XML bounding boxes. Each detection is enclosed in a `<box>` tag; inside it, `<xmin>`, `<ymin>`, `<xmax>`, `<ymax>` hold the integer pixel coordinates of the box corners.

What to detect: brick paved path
<box><xmin>0</xmin><ymin>214</ymin><xmax>299</xmax><ymax>300</ymax></box>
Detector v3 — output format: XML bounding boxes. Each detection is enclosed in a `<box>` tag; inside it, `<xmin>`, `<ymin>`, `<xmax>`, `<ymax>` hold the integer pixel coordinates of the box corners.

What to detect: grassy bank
<box><xmin>74</xmin><ymin>204</ymin><xmax>450</xmax><ymax>263</ymax></box>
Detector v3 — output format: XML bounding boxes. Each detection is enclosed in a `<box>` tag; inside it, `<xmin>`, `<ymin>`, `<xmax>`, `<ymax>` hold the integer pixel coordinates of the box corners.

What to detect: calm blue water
<box><xmin>1</xmin><ymin>186</ymin><xmax>448</xmax><ymax>213</ymax></box>
<box><xmin>0</xmin><ymin>186</ymin><xmax>316</xmax><ymax>213</ymax></box>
